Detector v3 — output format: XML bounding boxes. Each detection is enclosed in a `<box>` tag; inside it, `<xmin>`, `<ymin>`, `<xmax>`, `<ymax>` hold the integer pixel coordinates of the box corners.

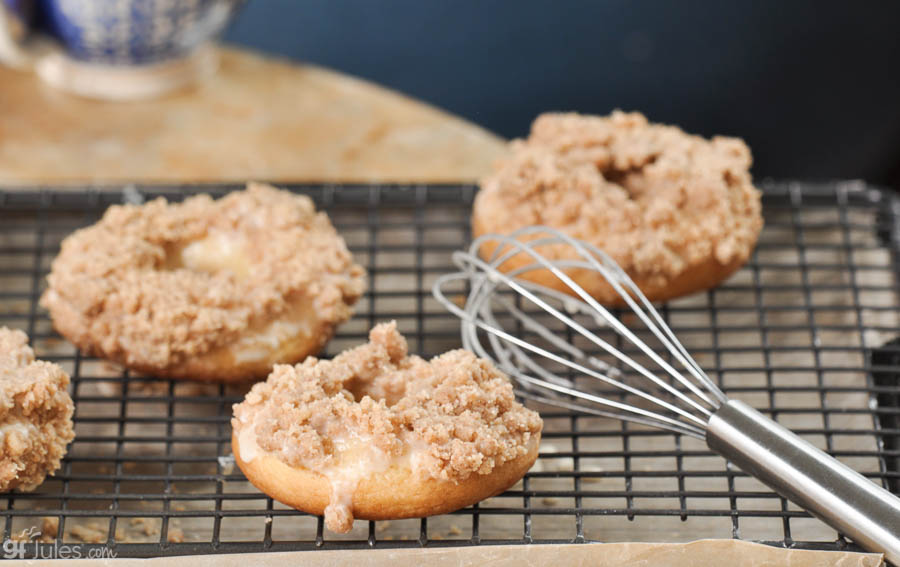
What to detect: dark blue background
<box><xmin>224</xmin><ymin>1</ymin><xmax>900</xmax><ymax>187</ymax></box>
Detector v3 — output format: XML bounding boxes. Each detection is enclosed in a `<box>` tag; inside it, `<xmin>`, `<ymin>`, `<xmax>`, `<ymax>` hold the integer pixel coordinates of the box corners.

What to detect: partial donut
<box><xmin>41</xmin><ymin>183</ymin><xmax>366</xmax><ymax>382</ymax></box>
<box><xmin>232</xmin><ymin>321</ymin><xmax>543</xmax><ymax>533</ymax></box>
<box><xmin>473</xmin><ymin>111</ymin><xmax>763</xmax><ymax>304</ymax></box>
<box><xmin>0</xmin><ymin>327</ymin><xmax>75</xmax><ymax>492</ymax></box>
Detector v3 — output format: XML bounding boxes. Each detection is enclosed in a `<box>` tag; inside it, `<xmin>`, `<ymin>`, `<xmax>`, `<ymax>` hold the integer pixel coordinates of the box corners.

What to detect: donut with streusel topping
<box><xmin>473</xmin><ymin>111</ymin><xmax>763</xmax><ymax>304</ymax></box>
<box><xmin>41</xmin><ymin>183</ymin><xmax>366</xmax><ymax>382</ymax></box>
<box><xmin>231</xmin><ymin>321</ymin><xmax>543</xmax><ymax>533</ymax></box>
<box><xmin>0</xmin><ymin>327</ymin><xmax>74</xmax><ymax>492</ymax></box>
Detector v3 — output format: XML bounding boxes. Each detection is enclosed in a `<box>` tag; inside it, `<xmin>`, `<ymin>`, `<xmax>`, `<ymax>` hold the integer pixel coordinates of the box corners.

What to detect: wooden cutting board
<box><xmin>0</xmin><ymin>45</ymin><xmax>507</xmax><ymax>186</ymax></box>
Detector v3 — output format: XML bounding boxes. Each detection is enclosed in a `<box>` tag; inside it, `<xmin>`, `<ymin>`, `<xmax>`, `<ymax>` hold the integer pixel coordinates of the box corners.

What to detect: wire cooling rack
<box><xmin>0</xmin><ymin>181</ymin><xmax>898</xmax><ymax>559</ymax></box>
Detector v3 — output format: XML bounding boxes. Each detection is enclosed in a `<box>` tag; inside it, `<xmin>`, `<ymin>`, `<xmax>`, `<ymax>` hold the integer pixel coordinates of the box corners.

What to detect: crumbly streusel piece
<box><xmin>0</xmin><ymin>328</ymin><xmax>75</xmax><ymax>491</ymax></box>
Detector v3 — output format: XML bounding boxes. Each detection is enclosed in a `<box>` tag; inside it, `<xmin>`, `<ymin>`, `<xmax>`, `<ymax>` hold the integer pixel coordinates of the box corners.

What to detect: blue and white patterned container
<box><xmin>41</xmin><ymin>0</ymin><xmax>243</xmax><ymax>64</ymax></box>
<box><xmin>1</xmin><ymin>0</ymin><xmax>243</xmax><ymax>65</ymax></box>
<box><xmin>0</xmin><ymin>0</ymin><xmax>245</xmax><ymax>98</ymax></box>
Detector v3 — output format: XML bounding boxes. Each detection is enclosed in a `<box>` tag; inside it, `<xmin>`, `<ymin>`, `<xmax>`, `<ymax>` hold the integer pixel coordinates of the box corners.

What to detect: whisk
<box><xmin>433</xmin><ymin>226</ymin><xmax>900</xmax><ymax>563</ymax></box>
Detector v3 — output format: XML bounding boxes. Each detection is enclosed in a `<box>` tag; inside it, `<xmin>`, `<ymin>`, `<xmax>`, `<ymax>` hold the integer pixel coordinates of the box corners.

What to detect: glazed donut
<box><xmin>0</xmin><ymin>328</ymin><xmax>74</xmax><ymax>492</ymax></box>
<box><xmin>232</xmin><ymin>321</ymin><xmax>543</xmax><ymax>533</ymax></box>
<box><xmin>41</xmin><ymin>183</ymin><xmax>366</xmax><ymax>382</ymax></box>
<box><xmin>473</xmin><ymin>111</ymin><xmax>763</xmax><ymax>304</ymax></box>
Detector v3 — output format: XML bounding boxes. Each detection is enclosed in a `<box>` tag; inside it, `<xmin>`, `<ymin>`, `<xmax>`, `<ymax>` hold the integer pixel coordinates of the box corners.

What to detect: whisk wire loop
<box><xmin>481</xmin><ymin>227</ymin><xmax>726</xmax><ymax>407</ymax></box>
<box><xmin>436</xmin><ymin>271</ymin><xmax>707</xmax><ymax>437</ymax></box>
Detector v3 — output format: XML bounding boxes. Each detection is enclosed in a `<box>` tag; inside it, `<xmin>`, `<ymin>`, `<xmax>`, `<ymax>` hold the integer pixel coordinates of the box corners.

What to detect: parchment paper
<box><xmin>12</xmin><ymin>540</ymin><xmax>883</xmax><ymax>567</ymax></box>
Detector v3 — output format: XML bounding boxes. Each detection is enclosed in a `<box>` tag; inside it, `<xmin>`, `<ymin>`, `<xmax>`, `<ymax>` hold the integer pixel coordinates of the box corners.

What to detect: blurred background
<box><xmin>226</xmin><ymin>0</ymin><xmax>900</xmax><ymax>188</ymax></box>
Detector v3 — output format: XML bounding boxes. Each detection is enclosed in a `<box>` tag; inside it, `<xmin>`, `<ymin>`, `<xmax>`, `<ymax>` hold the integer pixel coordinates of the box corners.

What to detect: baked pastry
<box><xmin>0</xmin><ymin>327</ymin><xmax>75</xmax><ymax>492</ymax></box>
<box><xmin>232</xmin><ymin>321</ymin><xmax>543</xmax><ymax>533</ymax></box>
<box><xmin>473</xmin><ymin>111</ymin><xmax>763</xmax><ymax>304</ymax></box>
<box><xmin>41</xmin><ymin>183</ymin><xmax>366</xmax><ymax>382</ymax></box>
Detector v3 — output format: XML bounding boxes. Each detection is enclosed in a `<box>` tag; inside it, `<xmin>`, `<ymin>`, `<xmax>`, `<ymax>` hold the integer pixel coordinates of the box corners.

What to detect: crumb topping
<box><xmin>233</xmin><ymin>322</ymin><xmax>542</xmax><ymax>481</ymax></box>
<box><xmin>0</xmin><ymin>328</ymin><xmax>75</xmax><ymax>491</ymax></box>
<box><xmin>233</xmin><ymin>322</ymin><xmax>542</xmax><ymax>532</ymax></box>
<box><xmin>41</xmin><ymin>183</ymin><xmax>366</xmax><ymax>370</ymax></box>
<box><xmin>476</xmin><ymin>111</ymin><xmax>763</xmax><ymax>285</ymax></box>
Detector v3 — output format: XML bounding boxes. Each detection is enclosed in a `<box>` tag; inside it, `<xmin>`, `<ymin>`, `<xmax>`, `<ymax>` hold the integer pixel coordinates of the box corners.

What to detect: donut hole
<box><xmin>344</xmin><ymin>371</ymin><xmax>410</xmax><ymax>409</ymax></box>
<box><xmin>162</xmin><ymin>231</ymin><xmax>251</xmax><ymax>279</ymax></box>
<box><xmin>599</xmin><ymin>155</ymin><xmax>659</xmax><ymax>200</ymax></box>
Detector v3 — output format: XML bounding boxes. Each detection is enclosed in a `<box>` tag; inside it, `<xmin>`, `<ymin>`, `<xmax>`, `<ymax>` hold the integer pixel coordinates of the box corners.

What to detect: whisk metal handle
<box><xmin>707</xmin><ymin>400</ymin><xmax>900</xmax><ymax>564</ymax></box>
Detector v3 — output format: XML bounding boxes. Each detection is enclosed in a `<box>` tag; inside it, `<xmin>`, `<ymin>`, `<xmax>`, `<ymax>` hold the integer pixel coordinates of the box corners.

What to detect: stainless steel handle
<box><xmin>707</xmin><ymin>399</ymin><xmax>900</xmax><ymax>564</ymax></box>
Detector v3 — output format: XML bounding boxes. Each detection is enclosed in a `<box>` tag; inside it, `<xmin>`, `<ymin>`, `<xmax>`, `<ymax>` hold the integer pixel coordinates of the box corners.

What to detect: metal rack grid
<box><xmin>0</xmin><ymin>181</ymin><xmax>898</xmax><ymax>558</ymax></box>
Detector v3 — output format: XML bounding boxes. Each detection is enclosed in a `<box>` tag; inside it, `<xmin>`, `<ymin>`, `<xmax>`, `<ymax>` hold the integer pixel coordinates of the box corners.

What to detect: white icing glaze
<box><xmin>0</xmin><ymin>421</ymin><xmax>35</xmax><ymax>436</ymax></box>
<box><xmin>231</xmin><ymin>315</ymin><xmax>313</xmax><ymax>364</ymax></box>
<box><xmin>400</xmin><ymin>436</ymin><xmax>430</xmax><ymax>477</ymax></box>
<box><xmin>237</xmin><ymin>416</ymin><xmax>426</xmax><ymax>532</ymax></box>
<box><xmin>179</xmin><ymin>231</ymin><xmax>250</xmax><ymax>278</ymax></box>
<box><xmin>237</xmin><ymin>419</ymin><xmax>261</xmax><ymax>464</ymax></box>
<box><xmin>0</xmin><ymin>421</ymin><xmax>37</xmax><ymax>448</ymax></box>
<box><xmin>320</xmin><ymin>434</ymin><xmax>398</xmax><ymax>529</ymax></box>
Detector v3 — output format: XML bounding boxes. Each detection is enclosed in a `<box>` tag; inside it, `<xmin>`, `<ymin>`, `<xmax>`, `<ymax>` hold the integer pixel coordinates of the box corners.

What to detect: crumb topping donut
<box><xmin>0</xmin><ymin>328</ymin><xmax>75</xmax><ymax>492</ymax></box>
<box><xmin>232</xmin><ymin>321</ymin><xmax>543</xmax><ymax>533</ymax></box>
<box><xmin>473</xmin><ymin>111</ymin><xmax>763</xmax><ymax>303</ymax></box>
<box><xmin>41</xmin><ymin>183</ymin><xmax>366</xmax><ymax>382</ymax></box>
